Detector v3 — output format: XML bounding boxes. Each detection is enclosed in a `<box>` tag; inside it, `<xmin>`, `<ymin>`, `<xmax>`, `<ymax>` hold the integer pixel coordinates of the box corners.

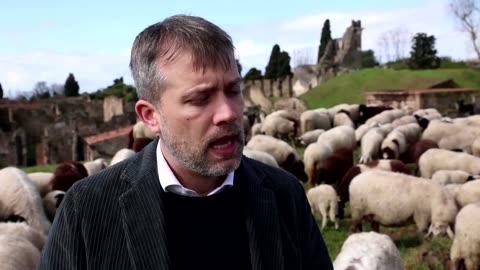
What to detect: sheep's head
<box><xmin>425</xmin><ymin>222</ymin><xmax>454</xmax><ymax>239</ymax></box>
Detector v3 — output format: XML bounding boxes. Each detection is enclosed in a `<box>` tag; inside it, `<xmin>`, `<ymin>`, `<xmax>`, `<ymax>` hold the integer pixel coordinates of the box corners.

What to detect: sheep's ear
<box><xmin>447</xmin><ymin>226</ymin><xmax>454</xmax><ymax>239</ymax></box>
<box><xmin>55</xmin><ymin>193</ymin><xmax>65</xmax><ymax>208</ymax></box>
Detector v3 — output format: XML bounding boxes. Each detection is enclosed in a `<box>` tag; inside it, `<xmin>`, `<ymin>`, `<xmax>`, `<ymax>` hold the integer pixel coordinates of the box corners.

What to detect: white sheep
<box><xmin>0</xmin><ymin>235</ymin><xmax>40</xmax><ymax>270</ymax></box>
<box><xmin>349</xmin><ymin>170</ymin><xmax>457</xmax><ymax>239</ymax></box>
<box><xmin>355</xmin><ymin>123</ymin><xmax>376</xmax><ymax>143</ymax></box>
<box><xmin>27</xmin><ymin>172</ymin><xmax>53</xmax><ymax>197</ymax></box>
<box><xmin>455</xmin><ymin>180</ymin><xmax>480</xmax><ymax>208</ymax></box>
<box><xmin>306</xmin><ymin>184</ymin><xmax>339</xmax><ymax>230</ymax></box>
<box><xmin>0</xmin><ymin>222</ymin><xmax>46</xmax><ymax>251</ymax></box>
<box><xmin>83</xmin><ymin>158</ymin><xmax>109</xmax><ymax>176</ymax></box>
<box><xmin>333</xmin><ymin>111</ymin><xmax>354</xmax><ymax>128</ymax></box>
<box><xmin>419</xmin><ymin>149</ymin><xmax>480</xmax><ymax>178</ymax></box>
<box><xmin>132</xmin><ymin>120</ymin><xmax>157</xmax><ymax>139</ymax></box>
<box><xmin>242</xmin><ymin>147</ymin><xmax>279</xmax><ymax>167</ymax></box>
<box><xmin>246</xmin><ymin>135</ymin><xmax>302</xmax><ymax>169</ymax></box>
<box><xmin>110</xmin><ymin>148</ymin><xmax>136</xmax><ymax>166</ymax></box>
<box><xmin>472</xmin><ymin>137</ymin><xmax>480</xmax><ymax>157</ymax></box>
<box><xmin>333</xmin><ymin>232</ymin><xmax>404</xmax><ymax>270</ymax></box>
<box><xmin>303</xmin><ymin>142</ymin><xmax>334</xmax><ymax>185</ymax></box>
<box><xmin>297</xmin><ymin>129</ymin><xmax>325</xmax><ymax>146</ymax></box>
<box><xmin>317</xmin><ymin>125</ymin><xmax>356</xmax><ymax>152</ymax></box>
<box><xmin>438</xmin><ymin>131</ymin><xmax>477</xmax><ymax>153</ymax></box>
<box><xmin>250</xmin><ymin>123</ymin><xmax>263</xmax><ymax>138</ymax></box>
<box><xmin>359</xmin><ymin>126</ymin><xmax>390</xmax><ymax>163</ymax></box>
<box><xmin>0</xmin><ymin>167</ymin><xmax>51</xmax><ymax>236</ymax></box>
<box><xmin>431</xmin><ymin>170</ymin><xmax>477</xmax><ymax>186</ymax></box>
<box><xmin>260</xmin><ymin>114</ymin><xmax>296</xmax><ymax>138</ymax></box>
<box><xmin>43</xmin><ymin>190</ymin><xmax>66</xmax><ymax>222</ymax></box>
<box><xmin>300</xmin><ymin>110</ymin><xmax>331</xmax><ymax>134</ymax></box>
<box><xmin>391</xmin><ymin>115</ymin><xmax>417</xmax><ymax>128</ymax></box>
<box><xmin>450</xmin><ymin>202</ymin><xmax>480</xmax><ymax>270</ymax></box>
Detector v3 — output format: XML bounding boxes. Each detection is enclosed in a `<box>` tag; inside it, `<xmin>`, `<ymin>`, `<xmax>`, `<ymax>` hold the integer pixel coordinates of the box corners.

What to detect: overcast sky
<box><xmin>0</xmin><ymin>0</ymin><xmax>475</xmax><ymax>97</ymax></box>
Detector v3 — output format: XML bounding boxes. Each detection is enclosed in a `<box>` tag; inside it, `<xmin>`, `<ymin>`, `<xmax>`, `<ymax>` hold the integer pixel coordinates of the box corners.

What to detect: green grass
<box><xmin>300</xmin><ymin>68</ymin><xmax>480</xmax><ymax>109</ymax></box>
<box><xmin>22</xmin><ymin>164</ymin><xmax>58</xmax><ymax>173</ymax></box>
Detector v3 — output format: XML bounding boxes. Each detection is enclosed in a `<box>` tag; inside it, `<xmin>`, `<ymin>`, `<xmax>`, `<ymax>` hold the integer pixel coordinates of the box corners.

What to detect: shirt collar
<box><xmin>156</xmin><ymin>139</ymin><xmax>234</xmax><ymax>197</ymax></box>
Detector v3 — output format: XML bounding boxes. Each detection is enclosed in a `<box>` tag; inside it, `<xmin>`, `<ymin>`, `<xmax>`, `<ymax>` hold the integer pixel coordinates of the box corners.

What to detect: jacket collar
<box><xmin>119</xmin><ymin>138</ymin><xmax>284</xmax><ymax>270</ymax></box>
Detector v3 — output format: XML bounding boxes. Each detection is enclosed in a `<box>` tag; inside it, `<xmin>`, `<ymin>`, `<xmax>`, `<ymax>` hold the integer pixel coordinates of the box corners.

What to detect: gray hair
<box><xmin>129</xmin><ymin>14</ymin><xmax>236</xmax><ymax>103</ymax></box>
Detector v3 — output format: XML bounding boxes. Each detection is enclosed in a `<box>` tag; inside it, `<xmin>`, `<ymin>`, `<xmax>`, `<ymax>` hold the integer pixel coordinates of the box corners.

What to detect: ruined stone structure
<box><xmin>0</xmin><ymin>96</ymin><xmax>136</xmax><ymax>168</ymax></box>
<box><xmin>319</xmin><ymin>20</ymin><xmax>363</xmax><ymax>71</ymax></box>
<box><xmin>366</xmin><ymin>88</ymin><xmax>480</xmax><ymax>117</ymax></box>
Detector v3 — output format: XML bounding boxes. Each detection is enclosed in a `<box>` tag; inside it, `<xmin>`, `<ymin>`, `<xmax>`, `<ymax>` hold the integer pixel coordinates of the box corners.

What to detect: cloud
<box><xmin>0</xmin><ymin>51</ymin><xmax>133</xmax><ymax>97</ymax></box>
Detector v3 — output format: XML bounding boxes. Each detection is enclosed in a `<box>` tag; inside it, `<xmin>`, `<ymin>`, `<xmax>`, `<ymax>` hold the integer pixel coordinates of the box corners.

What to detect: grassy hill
<box><xmin>300</xmin><ymin>68</ymin><xmax>480</xmax><ymax>109</ymax></box>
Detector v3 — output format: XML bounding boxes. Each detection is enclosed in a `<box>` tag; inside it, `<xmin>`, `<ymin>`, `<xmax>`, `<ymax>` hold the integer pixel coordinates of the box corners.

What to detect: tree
<box><xmin>264</xmin><ymin>44</ymin><xmax>292</xmax><ymax>79</ymax></box>
<box><xmin>264</xmin><ymin>44</ymin><xmax>281</xmax><ymax>79</ymax></box>
<box><xmin>243</xmin><ymin>68</ymin><xmax>263</xmax><ymax>80</ymax></box>
<box><xmin>32</xmin><ymin>81</ymin><xmax>51</xmax><ymax>100</ymax></box>
<box><xmin>64</xmin><ymin>73</ymin><xmax>80</xmax><ymax>97</ymax></box>
<box><xmin>317</xmin><ymin>19</ymin><xmax>332</xmax><ymax>63</ymax></box>
<box><xmin>236</xmin><ymin>59</ymin><xmax>242</xmax><ymax>75</ymax></box>
<box><xmin>449</xmin><ymin>0</ymin><xmax>480</xmax><ymax>59</ymax></box>
<box><xmin>377</xmin><ymin>26</ymin><xmax>412</xmax><ymax>63</ymax></box>
<box><xmin>0</xmin><ymin>82</ymin><xmax>3</xmax><ymax>99</ymax></box>
<box><xmin>89</xmin><ymin>77</ymin><xmax>138</xmax><ymax>102</ymax></box>
<box><xmin>361</xmin><ymin>50</ymin><xmax>379</xmax><ymax>68</ymax></box>
<box><xmin>408</xmin><ymin>33</ymin><xmax>441</xmax><ymax>69</ymax></box>
<box><xmin>278</xmin><ymin>51</ymin><xmax>292</xmax><ymax>77</ymax></box>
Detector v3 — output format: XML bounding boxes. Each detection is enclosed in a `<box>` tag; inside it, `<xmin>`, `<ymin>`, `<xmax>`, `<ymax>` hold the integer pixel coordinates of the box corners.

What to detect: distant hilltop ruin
<box><xmin>242</xmin><ymin>20</ymin><xmax>362</xmax><ymax>113</ymax></box>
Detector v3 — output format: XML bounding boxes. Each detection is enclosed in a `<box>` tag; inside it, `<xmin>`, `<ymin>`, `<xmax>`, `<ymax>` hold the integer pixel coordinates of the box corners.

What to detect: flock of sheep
<box><xmin>3</xmin><ymin>103</ymin><xmax>480</xmax><ymax>269</ymax></box>
<box><xmin>244</xmin><ymin>103</ymin><xmax>480</xmax><ymax>270</ymax></box>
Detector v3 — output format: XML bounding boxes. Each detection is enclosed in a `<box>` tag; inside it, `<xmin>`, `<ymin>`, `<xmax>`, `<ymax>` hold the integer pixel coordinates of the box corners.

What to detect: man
<box><xmin>38</xmin><ymin>15</ymin><xmax>333</xmax><ymax>270</ymax></box>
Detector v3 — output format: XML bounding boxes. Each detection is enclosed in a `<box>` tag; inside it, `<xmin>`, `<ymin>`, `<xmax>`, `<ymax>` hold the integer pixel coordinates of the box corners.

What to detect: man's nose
<box><xmin>213</xmin><ymin>95</ymin><xmax>238</xmax><ymax>125</ymax></box>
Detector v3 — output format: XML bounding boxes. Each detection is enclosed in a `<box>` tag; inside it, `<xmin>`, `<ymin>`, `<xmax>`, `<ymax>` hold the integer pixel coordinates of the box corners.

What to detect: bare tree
<box><xmin>378</xmin><ymin>26</ymin><xmax>412</xmax><ymax>63</ymax></box>
<box><xmin>377</xmin><ymin>31</ymin><xmax>391</xmax><ymax>62</ymax></box>
<box><xmin>292</xmin><ymin>47</ymin><xmax>317</xmax><ymax>67</ymax></box>
<box><xmin>449</xmin><ymin>0</ymin><xmax>480</xmax><ymax>59</ymax></box>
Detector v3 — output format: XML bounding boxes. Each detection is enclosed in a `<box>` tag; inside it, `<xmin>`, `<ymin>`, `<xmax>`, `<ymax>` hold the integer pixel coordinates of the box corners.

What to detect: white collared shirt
<box><xmin>156</xmin><ymin>139</ymin><xmax>234</xmax><ymax>197</ymax></box>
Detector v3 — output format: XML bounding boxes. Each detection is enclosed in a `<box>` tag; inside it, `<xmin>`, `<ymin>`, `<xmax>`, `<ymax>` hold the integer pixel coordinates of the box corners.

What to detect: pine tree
<box><xmin>243</xmin><ymin>68</ymin><xmax>263</xmax><ymax>80</ymax></box>
<box><xmin>278</xmin><ymin>51</ymin><xmax>292</xmax><ymax>78</ymax></box>
<box><xmin>64</xmin><ymin>73</ymin><xmax>80</xmax><ymax>97</ymax></box>
<box><xmin>317</xmin><ymin>19</ymin><xmax>332</xmax><ymax>64</ymax></box>
<box><xmin>408</xmin><ymin>33</ymin><xmax>441</xmax><ymax>70</ymax></box>
<box><xmin>0</xmin><ymin>82</ymin><xmax>3</xmax><ymax>99</ymax></box>
<box><xmin>264</xmin><ymin>44</ymin><xmax>281</xmax><ymax>79</ymax></box>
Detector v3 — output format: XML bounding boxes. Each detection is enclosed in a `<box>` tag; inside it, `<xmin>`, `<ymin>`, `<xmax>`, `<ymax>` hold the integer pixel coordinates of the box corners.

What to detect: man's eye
<box><xmin>187</xmin><ymin>95</ymin><xmax>209</xmax><ymax>105</ymax></box>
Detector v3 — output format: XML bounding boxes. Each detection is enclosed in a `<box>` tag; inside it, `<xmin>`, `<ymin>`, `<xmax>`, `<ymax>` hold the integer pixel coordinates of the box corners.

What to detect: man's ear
<box><xmin>135</xmin><ymin>100</ymin><xmax>161</xmax><ymax>133</ymax></box>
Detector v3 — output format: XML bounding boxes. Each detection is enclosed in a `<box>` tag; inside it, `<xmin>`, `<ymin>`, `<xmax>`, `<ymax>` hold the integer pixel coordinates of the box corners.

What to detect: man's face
<box><xmin>155</xmin><ymin>52</ymin><xmax>244</xmax><ymax>177</ymax></box>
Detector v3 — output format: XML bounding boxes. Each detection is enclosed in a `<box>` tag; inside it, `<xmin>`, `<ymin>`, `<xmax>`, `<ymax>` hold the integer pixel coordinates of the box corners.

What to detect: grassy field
<box><xmin>300</xmin><ymin>68</ymin><xmax>480</xmax><ymax>109</ymax></box>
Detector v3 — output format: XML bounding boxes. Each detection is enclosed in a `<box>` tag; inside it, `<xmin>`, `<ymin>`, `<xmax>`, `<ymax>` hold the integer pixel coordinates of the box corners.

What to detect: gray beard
<box><xmin>159</xmin><ymin>116</ymin><xmax>244</xmax><ymax>177</ymax></box>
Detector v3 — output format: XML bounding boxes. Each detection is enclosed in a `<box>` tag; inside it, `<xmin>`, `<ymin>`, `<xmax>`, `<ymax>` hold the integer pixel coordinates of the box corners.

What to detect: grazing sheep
<box><xmin>246</xmin><ymin>135</ymin><xmax>308</xmax><ymax>182</ymax></box>
<box><xmin>355</xmin><ymin>123</ymin><xmax>376</xmax><ymax>144</ymax></box>
<box><xmin>455</xmin><ymin>180</ymin><xmax>480</xmax><ymax>208</ymax></box>
<box><xmin>110</xmin><ymin>148</ymin><xmax>136</xmax><ymax>166</ymax></box>
<box><xmin>358</xmin><ymin>104</ymin><xmax>392</xmax><ymax>124</ymax></box>
<box><xmin>250</xmin><ymin>123</ymin><xmax>263</xmax><ymax>138</ymax></box>
<box><xmin>365</xmin><ymin>109</ymin><xmax>405</xmax><ymax>126</ymax></box>
<box><xmin>349</xmin><ymin>170</ymin><xmax>457</xmax><ymax>239</ymax></box>
<box><xmin>306</xmin><ymin>184</ymin><xmax>339</xmax><ymax>230</ymax></box>
<box><xmin>359</xmin><ymin>126</ymin><xmax>391</xmax><ymax>163</ymax></box>
<box><xmin>0</xmin><ymin>222</ymin><xmax>46</xmax><ymax>251</ymax></box>
<box><xmin>317</xmin><ymin>125</ymin><xmax>356</xmax><ymax>152</ymax></box>
<box><xmin>337</xmin><ymin>159</ymin><xmax>411</xmax><ymax>204</ymax></box>
<box><xmin>0</xmin><ymin>167</ymin><xmax>51</xmax><ymax>235</ymax></box>
<box><xmin>472</xmin><ymin>137</ymin><xmax>480</xmax><ymax>157</ymax></box>
<box><xmin>49</xmin><ymin>161</ymin><xmax>88</xmax><ymax>192</ymax></box>
<box><xmin>297</xmin><ymin>129</ymin><xmax>325</xmax><ymax>146</ymax></box>
<box><xmin>261</xmin><ymin>114</ymin><xmax>296</xmax><ymax>139</ymax></box>
<box><xmin>450</xmin><ymin>202</ymin><xmax>480</xmax><ymax>270</ymax></box>
<box><xmin>300</xmin><ymin>110</ymin><xmax>331</xmax><ymax>134</ymax></box>
<box><xmin>128</xmin><ymin>121</ymin><xmax>157</xmax><ymax>149</ymax></box>
<box><xmin>438</xmin><ymin>131</ymin><xmax>477</xmax><ymax>153</ymax></box>
<box><xmin>399</xmin><ymin>139</ymin><xmax>438</xmax><ymax>165</ymax></box>
<box><xmin>0</xmin><ymin>235</ymin><xmax>40</xmax><ymax>270</ymax></box>
<box><xmin>333</xmin><ymin>111</ymin><xmax>354</xmax><ymax>128</ymax></box>
<box><xmin>27</xmin><ymin>172</ymin><xmax>53</xmax><ymax>197</ymax></box>
<box><xmin>43</xmin><ymin>190</ymin><xmax>66</xmax><ymax>222</ymax></box>
<box><xmin>83</xmin><ymin>158</ymin><xmax>109</xmax><ymax>176</ymax></box>
<box><xmin>391</xmin><ymin>115</ymin><xmax>417</xmax><ymax>128</ymax></box>
<box><xmin>419</xmin><ymin>149</ymin><xmax>480</xmax><ymax>178</ymax></box>
<box><xmin>431</xmin><ymin>170</ymin><xmax>477</xmax><ymax>186</ymax></box>
<box><xmin>304</xmin><ymin>144</ymin><xmax>353</xmax><ymax>187</ymax></box>
<box><xmin>333</xmin><ymin>232</ymin><xmax>404</xmax><ymax>270</ymax></box>
<box><xmin>381</xmin><ymin>123</ymin><xmax>422</xmax><ymax>159</ymax></box>
<box><xmin>242</xmin><ymin>148</ymin><xmax>279</xmax><ymax>167</ymax></box>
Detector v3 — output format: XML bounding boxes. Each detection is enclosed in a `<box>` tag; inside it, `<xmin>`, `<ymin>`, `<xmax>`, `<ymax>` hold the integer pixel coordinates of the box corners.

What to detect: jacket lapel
<box><xmin>236</xmin><ymin>158</ymin><xmax>285</xmax><ymax>270</ymax></box>
<box><xmin>119</xmin><ymin>138</ymin><xmax>170</xmax><ymax>270</ymax></box>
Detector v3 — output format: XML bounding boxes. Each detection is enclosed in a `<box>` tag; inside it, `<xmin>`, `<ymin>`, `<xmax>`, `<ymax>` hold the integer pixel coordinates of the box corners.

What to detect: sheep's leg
<box><xmin>370</xmin><ymin>221</ymin><xmax>380</xmax><ymax>232</ymax></box>
<box><xmin>319</xmin><ymin>205</ymin><xmax>328</xmax><ymax>230</ymax></box>
<box><xmin>329</xmin><ymin>200</ymin><xmax>339</xmax><ymax>229</ymax></box>
<box><xmin>349</xmin><ymin>219</ymin><xmax>362</xmax><ymax>233</ymax></box>
<box><xmin>465</xmin><ymin>257</ymin><xmax>478</xmax><ymax>270</ymax></box>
